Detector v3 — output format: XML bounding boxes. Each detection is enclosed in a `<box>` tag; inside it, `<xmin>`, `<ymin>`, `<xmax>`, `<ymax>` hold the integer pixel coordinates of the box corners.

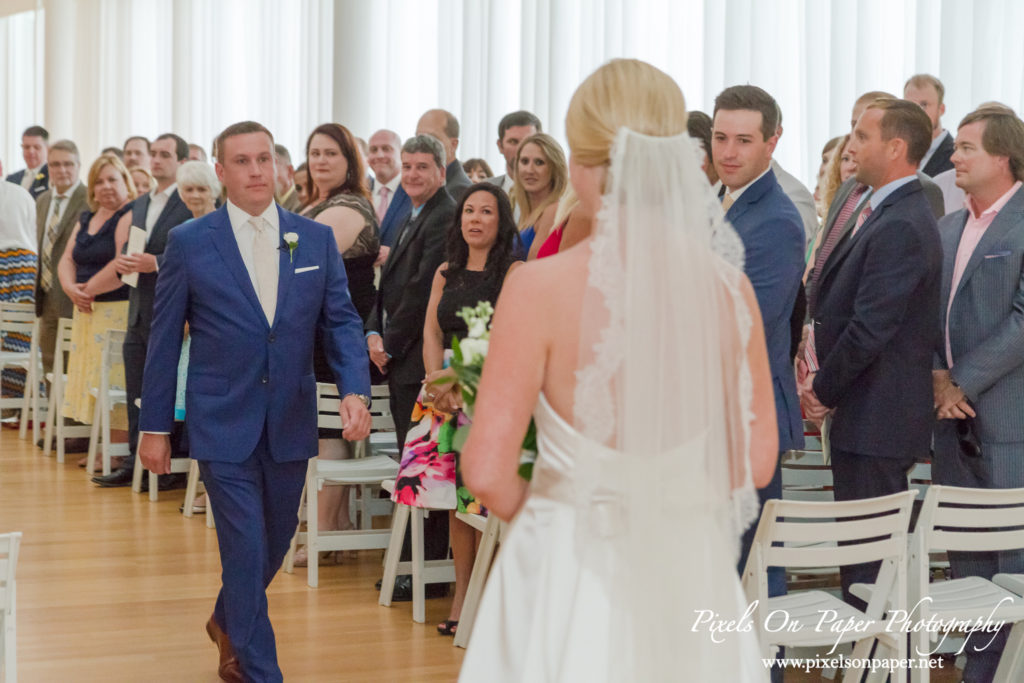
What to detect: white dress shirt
<box><xmin>145</xmin><ymin>183</ymin><xmax>178</xmax><ymax>238</ymax></box>
<box><xmin>373</xmin><ymin>173</ymin><xmax>401</xmax><ymax>218</ymax></box>
<box><xmin>20</xmin><ymin>165</ymin><xmax>43</xmax><ymax>190</ymax></box>
<box><xmin>226</xmin><ymin>199</ymin><xmax>280</xmax><ymax>294</ymax></box>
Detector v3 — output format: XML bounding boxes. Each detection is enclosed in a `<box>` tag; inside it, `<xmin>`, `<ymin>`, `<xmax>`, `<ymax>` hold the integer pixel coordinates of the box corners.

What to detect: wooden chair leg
<box><xmin>379</xmin><ymin>504</ymin><xmax>410</xmax><ymax>606</ymax></box>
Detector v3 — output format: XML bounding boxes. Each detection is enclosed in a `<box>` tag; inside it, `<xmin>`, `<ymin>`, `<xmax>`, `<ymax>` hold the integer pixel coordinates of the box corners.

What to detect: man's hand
<box><xmin>139</xmin><ymin>432</ymin><xmax>172</xmax><ymax>474</ymax></box>
<box><xmin>115</xmin><ymin>253</ymin><xmax>158</xmax><ymax>275</ymax></box>
<box><xmin>933</xmin><ymin>370</ymin><xmax>975</xmax><ymax>420</ymax></box>
<box><xmin>339</xmin><ymin>395</ymin><xmax>372</xmax><ymax>441</ymax></box>
<box><xmin>374</xmin><ymin>245</ymin><xmax>390</xmax><ymax>267</ymax></box>
<box><xmin>798</xmin><ymin>373</ymin><xmax>830</xmax><ymax>426</ymax></box>
<box><xmin>367</xmin><ymin>333</ymin><xmax>389</xmax><ymax>373</ymax></box>
<box><xmin>68</xmin><ymin>282</ymin><xmax>94</xmax><ymax>312</ymax></box>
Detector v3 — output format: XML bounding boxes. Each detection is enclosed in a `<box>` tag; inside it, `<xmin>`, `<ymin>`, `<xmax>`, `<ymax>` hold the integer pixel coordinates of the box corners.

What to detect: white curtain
<box><xmin>2</xmin><ymin>0</ymin><xmax>1023</xmax><ymax>188</ymax></box>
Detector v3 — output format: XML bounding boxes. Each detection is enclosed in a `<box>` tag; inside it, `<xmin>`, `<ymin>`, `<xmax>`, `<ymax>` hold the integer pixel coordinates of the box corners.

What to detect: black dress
<box><xmin>72</xmin><ymin>202</ymin><xmax>134</xmax><ymax>302</ymax></box>
<box><xmin>436</xmin><ymin>268</ymin><xmax>503</xmax><ymax>347</ymax></box>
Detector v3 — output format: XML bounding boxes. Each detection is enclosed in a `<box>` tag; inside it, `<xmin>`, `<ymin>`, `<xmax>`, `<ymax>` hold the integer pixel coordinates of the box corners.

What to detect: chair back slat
<box><xmin>768</xmin><ymin>490</ymin><xmax>915</xmax><ymax>518</ymax></box>
<box><xmin>931</xmin><ymin>529</ymin><xmax>1024</xmax><ymax>553</ymax></box>
<box><xmin>919</xmin><ymin>485</ymin><xmax>1024</xmax><ymax>554</ymax></box>
<box><xmin>0</xmin><ymin>531</ymin><xmax>23</xmax><ymax>615</ymax></box>
<box><xmin>773</xmin><ymin>513</ymin><xmax>908</xmax><ymax>544</ymax></box>
<box><xmin>933</xmin><ymin>505</ymin><xmax>1024</xmax><ymax>529</ymax></box>
<box><xmin>765</xmin><ymin>536</ymin><xmax>906</xmax><ymax>570</ymax></box>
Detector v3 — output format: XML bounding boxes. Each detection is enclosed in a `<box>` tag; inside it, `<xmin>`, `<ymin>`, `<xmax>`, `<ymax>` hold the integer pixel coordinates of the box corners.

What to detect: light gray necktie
<box><xmin>250</xmin><ymin>217</ymin><xmax>278</xmax><ymax>325</ymax></box>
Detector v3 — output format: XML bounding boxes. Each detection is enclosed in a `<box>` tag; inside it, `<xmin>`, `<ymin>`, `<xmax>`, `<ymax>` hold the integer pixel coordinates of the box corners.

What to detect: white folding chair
<box><xmin>0</xmin><ymin>531</ymin><xmax>23</xmax><ymax>683</ymax></box>
<box><xmin>86</xmin><ymin>329</ymin><xmax>129</xmax><ymax>476</ymax></box>
<box><xmin>42</xmin><ymin>318</ymin><xmax>91</xmax><ymax>462</ymax></box>
<box><xmin>867</xmin><ymin>485</ymin><xmax>1024</xmax><ymax>683</ymax></box>
<box><xmin>182</xmin><ymin>460</ymin><xmax>214</xmax><ymax>528</ymax></box>
<box><xmin>129</xmin><ymin>397</ymin><xmax>192</xmax><ymax>502</ymax></box>
<box><xmin>452</xmin><ymin>512</ymin><xmax>505</xmax><ymax>648</ymax></box>
<box><xmin>378</xmin><ymin>478</ymin><xmax>456</xmax><ymax>623</ymax></box>
<box><xmin>743</xmin><ymin>491</ymin><xmax>917</xmax><ymax>683</ymax></box>
<box><xmin>0</xmin><ymin>302</ymin><xmax>41</xmax><ymax>440</ymax></box>
<box><xmin>284</xmin><ymin>383</ymin><xmax>399</xmax><ymax>588</ymax></box>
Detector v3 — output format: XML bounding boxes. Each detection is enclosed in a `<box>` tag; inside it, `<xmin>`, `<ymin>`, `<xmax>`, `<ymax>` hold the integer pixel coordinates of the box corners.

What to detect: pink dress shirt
<box><xmin>945</xmin><ymin>180</ymin><xmax>1023</xmax><ymax>366</ymax></box>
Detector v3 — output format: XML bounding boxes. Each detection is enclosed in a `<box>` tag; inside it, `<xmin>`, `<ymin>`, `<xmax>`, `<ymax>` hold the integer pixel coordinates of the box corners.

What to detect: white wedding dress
<box><xmin>459</xmin><ymin>128</ymin><xmax>767</xmax><ymax>681</ymax></box>
<box><xmin>458</xmin><ymin>394</ymin><xmax>765</xmax><ymax>682</ymax></box>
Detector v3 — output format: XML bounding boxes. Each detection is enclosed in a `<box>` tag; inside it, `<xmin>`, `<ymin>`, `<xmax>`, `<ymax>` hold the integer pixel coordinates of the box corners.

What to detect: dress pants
<box><xmin>37</xmin><ymin>288</ymin><xmax>73</xmax><ymax>391</ymax></box>
<box><xmin>830</xmin><ymin>447</ymin><xmax>915</xmax><ymax>610</ymax></box>
<box><xmin>122</xmin><ymin>328</ymin><xmax>147</xmax><ymax>461</ymax></box>
<box><xmin>933</xmin><ymin>423</ymin><xmax>1024</xmax><ymax>682</ymax></box>
<box><xmin>199</xmin><ymin>424</ymin><xmax>307</xmax><ymax>683</ymax></box>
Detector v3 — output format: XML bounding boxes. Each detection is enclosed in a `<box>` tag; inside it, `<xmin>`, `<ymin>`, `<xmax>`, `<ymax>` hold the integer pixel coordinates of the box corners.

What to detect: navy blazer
<box><xmin>139</xmin><ymin>204</ymin><xmax>370</xmax><ymax>463</ymax></box>
<box><xmin>127</xmin><ymin>189</ymin><xmax>195</xmax><ymax>335</ymax></box>
<box><xmin>726</xmin><ymin>169</ymin><xmax>805</xmax><ymax>452</ymax></box>
<box><xmin>378</xmin><ymin>184</ymin><xmax>411</xmax><ymax>248</ymax></box>
<box><xmin>6</xmin><ymin>164</ymin><xmax>49</xmax><ymax>199</ymax></box>
<box><xmin>922</xmin><ymin>133</ymin><xmax>955</xmax><ymax>178</ymax></box>
<box><xmin>813</xmin><ymin>179</ymin><xmax>942</xmax><ymax>459</ymax></box>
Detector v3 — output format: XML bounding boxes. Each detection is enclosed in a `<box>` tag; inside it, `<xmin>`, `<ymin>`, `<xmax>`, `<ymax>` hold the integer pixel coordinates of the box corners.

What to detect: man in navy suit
<box><xmin>905</xmin><ymin>74</ymin><xmax>955</xmax><ymax>177</ymax></box>
<box><xmin>94</xmin><ymin>133</ymin><xmax>194</xmax><ymax>487</ymax></box>
<box><xmin>138</xmin><ymin>121</ymin><xmax>371</xmax><ymax>682</ymax></box>
<box><xmin>367</xmin><ymin>129</ymin><xmax>407</xmax><ymax>263</ymax></box>
<box><xmin>6</xmin><ymin>125</ymin><xmax>50</xmax><ymax>199</ymax></box>
<box><xmin>802</xmin><ymin>99</ymin><xmax>942</xmax><ymax>605</ymax></box>
<box><xmin>712</xmin><ymin>85</ymin><xmax>805</xmax><ymax>599</ymax></box>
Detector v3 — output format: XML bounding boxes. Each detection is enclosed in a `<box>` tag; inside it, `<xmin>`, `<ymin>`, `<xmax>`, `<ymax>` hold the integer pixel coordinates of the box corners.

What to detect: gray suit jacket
<box><xmin>937</xmin><ymin>185</ymin><xmax>1024</xmax><ymax>444</ymax></box>
<box><xmin>772</xmin><ymin>160</ymin><xmax>819</xmax><ymax>244</ymax></box>
<box><xmin>33</xmin><ymin>184</ymin><xmax>88</xmax><ymax>318</ymax></box>
<box><xmin>445</xmin><ymin>160</ymin><xmax>472</xmax><ymax>202</ymax></box>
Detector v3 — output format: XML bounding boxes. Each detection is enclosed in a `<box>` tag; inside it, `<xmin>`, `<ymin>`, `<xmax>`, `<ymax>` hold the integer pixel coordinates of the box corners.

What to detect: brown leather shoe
<box><xmin>205</xmin><ymin>616</ymin><xmax>244</xmax><ymax>683</ymax></box>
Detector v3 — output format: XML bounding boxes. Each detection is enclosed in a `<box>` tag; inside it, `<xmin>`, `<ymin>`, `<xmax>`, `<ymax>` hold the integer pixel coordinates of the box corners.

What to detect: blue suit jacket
<box><xmin>139</xmin><ymin>204</ymin><xmax>370</xmax><ymax>463</ymax></box>
<box><xmin>6</xmin><ymin>164</ymin><xmax>49</xmax><ymax>199</ymax></box>
<box><xmin>813</xmin><ymin>180</ymin><xmax>942</xmax><ymax>459</ymax></box>
<box><xmin>378</xmin><ymin>184</ymin><xmax>411</xmax><ymax>248</ymax></box>
<box><xmin>725</xmin><ymin>169</ymin><xmax>805</xmax><ymax>452</ymax></box>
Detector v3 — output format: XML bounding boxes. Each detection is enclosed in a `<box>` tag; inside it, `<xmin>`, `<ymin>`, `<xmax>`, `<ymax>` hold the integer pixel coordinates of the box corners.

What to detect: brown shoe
<box><xmin>205</xmin><ymin>615</ymin><xmax>244</xmax><ymax>683</ymax></box>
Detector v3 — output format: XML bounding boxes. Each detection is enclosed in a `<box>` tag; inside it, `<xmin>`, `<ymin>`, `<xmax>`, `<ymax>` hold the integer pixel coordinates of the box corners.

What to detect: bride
<box><xmin>456</xmin><ymin>59</ymin><xmax>780</xmax><ymax>681</ymax></box>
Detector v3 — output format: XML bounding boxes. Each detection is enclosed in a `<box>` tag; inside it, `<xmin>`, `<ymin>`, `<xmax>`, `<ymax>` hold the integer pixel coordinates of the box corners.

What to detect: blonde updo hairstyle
<box><xmin>566</xmin><ymin>59</ymin><xmax>689</xmax><ymax>175</ymax></box>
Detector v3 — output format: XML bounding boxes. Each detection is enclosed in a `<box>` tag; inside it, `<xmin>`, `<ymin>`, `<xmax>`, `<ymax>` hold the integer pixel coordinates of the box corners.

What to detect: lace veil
<box><xmin>572</xmin><ymin>126</ymin><xmax>761</xmax><ymax>679</ymax></box>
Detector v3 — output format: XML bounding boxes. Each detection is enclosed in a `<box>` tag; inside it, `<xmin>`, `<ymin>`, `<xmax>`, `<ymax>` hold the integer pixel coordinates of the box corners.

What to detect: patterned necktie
<box><xmin>807</xmin><ymin>184</ymin><xmax>868</xmax><ymax>315</ymax></box>
<box><xmin>40</xmin><ymin>195</ymin><xmax>65</xmax><ymax>292</ymax></box>
<box><xmin>852</xmin><ymin>203</ymin><xmax>873</xmax><ymax>236</ymax></box>
<box><xmin>250</xmin><ymin>217</ymin><xmax>278</xmax><ymax>325</ymax></box>
<box><xmin>375</xmin><ymin>186</ymin><xmax>390</xmax><ymax>223</ymax></box>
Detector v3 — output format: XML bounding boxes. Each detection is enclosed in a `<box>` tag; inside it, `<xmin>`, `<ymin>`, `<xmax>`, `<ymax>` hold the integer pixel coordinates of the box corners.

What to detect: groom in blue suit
<box><xmin>138</xmin><ymin>121</ymin><xmax>371</xmax><ymax>683</ymax></box>
<box><xmin>713</xmin><ymin>86</ymin><xmax>805</xmax><ymax>603</ymax></box>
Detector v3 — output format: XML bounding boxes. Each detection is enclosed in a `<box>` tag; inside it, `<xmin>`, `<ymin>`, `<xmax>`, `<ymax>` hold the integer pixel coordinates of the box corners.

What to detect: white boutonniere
<box><xmin>283</xmin><ymin>232</ymin><xmax>299</xmax><ymax>262</ymax></box>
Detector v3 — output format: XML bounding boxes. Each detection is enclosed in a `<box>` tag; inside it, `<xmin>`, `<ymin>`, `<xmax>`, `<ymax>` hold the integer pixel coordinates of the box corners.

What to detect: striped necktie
<box><xmin>39</xmin><ymin>195</ymin><xmax>65</xmax><ymax>292</ymax></box>
<box><xmin>807</xmin><ymin>184</ymin><xmax>868</xmax><ymax>315</ymax></box>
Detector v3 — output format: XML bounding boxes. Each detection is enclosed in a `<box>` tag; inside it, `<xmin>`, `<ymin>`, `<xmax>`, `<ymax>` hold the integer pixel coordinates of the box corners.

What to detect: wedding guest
<box><xmin>509</xmin><ymin>133</ymin><xmax>568</xmax><ymax>259</ymax></box>
<box><xmin>367</xmin><ymin>129</ymin><xmax>406</xmax><ymax>263</ymax></box>
<box><xmin>462</xmin><ymin>158</ymin><xmax>493</xmax><ymax>184</ymax></box>
<box><xmin>801</xmin><ymin>99</ymin><xmax>942</xmax><ymax>608</ymax></box>
<box><xmin>291</xmin><ymin>122</ymin><xmax>379</xmax><ymax>567</ymax></box>
<box><xmin>0</xmin><ymin>157</ymin><xmax>37</xmax><ymax>304</ymax></box>
<box><xmin>933</xmin><ymin>104</ymin><xmax>1024</xmax><ymax>681</ymax></box>
<box><xmin>122</xmin><ymin>136</ymin><xmax>151</xmax><ymax>170</ymax></box>
<box><xmin>56</xmin><ymin>154</ymin><xmax>137</xmax><ymax>469</ymax></box>
<box><xmin>188</xmin><ymin>143</ymin><xmax>208</xmax><ymax>163</ymax></box>
<box><xmin>130</xmin><ymin>166</ymin><xmax>155</xmax><ymax>195</ymax></box>
<box><xmin>772</xmin><ymin>110</ymin><xmax>820</xmax><ymax>244</ymax></box>
<box><xmin>813</xmin><ymin>136</ymin><xmax>843</xmax><ymax>216</ymax></box>
<box><xmin>487</xmin><ymin>110</ymin><xmax>541</xmax><ymax>194</ymax></box>
<box><xmin>905</xmin><ymin>73</ymin><xmax>954</xmax><ymax>176</ymax></box>
<box><xmin>820</xmin><ymin>134</ymin><xmax>855</xmax><ymax>214</ymax></box>
<box><xmin>273</xmin><ymin>144</ymin><xmax>300</xmax><ymax>212</ymax></box>
<box><xmin>687</xmin><ymin>110</ymin><xmax>717</xmax><ymax>185</ymax></box>
<box><xmin>101</xmin><ymin>146</ymin><xmax>124</xmax><ymax>161</ymax></box>
<box><xmin>416</xmin><ymin>109</ymin><xmax>472</xmax><ymax>200</ymax></box>
<box><xmin>393</xmin><ymin>182</ymin><xmax>520</xmax><ymax>636</ymax></box>
<box><xmin>7</xmin><ymin>126</ymin><xmax>50</xmax><ymax>199</ymax></box>
<box><xmin>177</xmin><ymin>161</ymin><xmax>221</xmax><ymax>218</ymax></box>
<box><xmin>294</xmin><ymin>161</ymin><xmax>310</xmax><ymax>209</ymax></box>
<box><xmin>712</xmin><ymin>85</ymin><xmax>805</xmax><ymax>601</ymax></box>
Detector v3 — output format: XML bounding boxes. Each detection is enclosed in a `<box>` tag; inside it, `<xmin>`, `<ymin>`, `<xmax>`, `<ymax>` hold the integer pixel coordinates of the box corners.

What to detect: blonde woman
<box><xmin>508</xmin><ymin>133</ymin><xmax>568</xmax><ymax>259</ymax></box>
<box><xmin>57</xmin><ymin>155</ymin><xmax>137</xmax><ymax>468</ymax></box>
<box><xmin>129</xmin><ymin>165</ymin><xmax>155</xmax><ymax>195</ymax></box>
<box><xmin>458</xmin><ymin>59</ymin><xmax>777</xmax><ymax>681</ymax></box>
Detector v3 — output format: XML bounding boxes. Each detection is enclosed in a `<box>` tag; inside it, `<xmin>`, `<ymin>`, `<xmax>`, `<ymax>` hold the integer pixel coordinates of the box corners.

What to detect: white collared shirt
<box><xmin>21</xmin><ymin>165</ymin><xmax>43</xmax><ymax>190</ymax></box>
<box><xmin>723</xmin><ymin>165</ymin><xmax>773</xmax><ymax>204</ymax></box>
<box><xmin>145</xmin><ymin>183</ymin><xmax>177</xmax><ymax>236</ymax></box>
<box><xmin>45</xmin><ymin>180</ymin><xmax>81</xmax><ymax>228</ymax></box>
<box><xmin>502</xmin><ymin>174</ymin><xmax>514</xmax><ymax>195</ymax></box>
<box><xmin>373</xmin><ymin>173</ymin><xmax>401</xmax><ymax>216</ymax></box>
<box><xmin>226</xmin><ymin>198</ymin><xmax>280</xmax><ymax>290</ymax></box>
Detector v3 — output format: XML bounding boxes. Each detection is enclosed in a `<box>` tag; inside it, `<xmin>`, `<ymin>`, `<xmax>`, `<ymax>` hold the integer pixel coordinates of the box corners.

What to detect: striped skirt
<box><xmin>0</xmin><ymin>248</ymin><xmax>37</xmax><ymax>406</ymax></box>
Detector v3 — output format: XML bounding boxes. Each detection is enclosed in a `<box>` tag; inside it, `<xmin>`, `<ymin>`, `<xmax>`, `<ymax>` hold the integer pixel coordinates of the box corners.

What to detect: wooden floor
<box><xmin>0</xmin><ymin>424</ymin><xmax>464</xmax><ymax>682</ymax></box>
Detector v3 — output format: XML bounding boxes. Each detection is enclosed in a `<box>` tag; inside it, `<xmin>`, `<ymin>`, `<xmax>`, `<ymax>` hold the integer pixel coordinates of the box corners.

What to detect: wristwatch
<box><xmin>344</xmin><ymin>393</ymin><xmax>371</xmax><ymax>408</ymax></box>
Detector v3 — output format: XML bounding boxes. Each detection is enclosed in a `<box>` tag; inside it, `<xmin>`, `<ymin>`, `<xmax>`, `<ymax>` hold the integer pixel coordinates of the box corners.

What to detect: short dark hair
<box><xmin>444</xmin><ymin>182</ymin><xmax>518</xmax><ymax>285</ymax></box>
<box><xmin>101</xmin><ymin>146</ymin><xmax>124</xmax><ymax>160</ymax></box>
<box><xmin>904</xmin><ymin>74</ymin><xmax>945</xmax><ymax>105</ymax></box>
<box><xmin>866</xmin><ymin>98</ymin><xmax>932</xmax><ymax>166</ymax></box>
<box><xmin>155</xmin><ymin>133</ymin><xmax>189</xmax><ymax>161</ymax></box>
<box><xmin>687</xmin><ymin>111</ymin><xmax>713</xmax><ymax>157</ymax></box>
<box><xmin>274</xmin><ymin>144</ymin><xmax>292</xmax><ymax>165</ymax></box>
<box><xmin>23</xmin><ymin>125</ymin><xmax>48</xmax><ymax>141</ymax></box>
<box><xmin>462</xmin><ymin>158</ymin><xmax>494</xmax><ymax>178</ymax></box>
<box><xmin>305</xmin><ymin>123</ymin><xmax>369</xmax><ymax>202</ymax></box>
<box><xmin>959</xmin><ymin>105</ymin><xmax>1024</xmax><ymax>182</ymax></box>
<box><xmin>713</xmin><ymin>85</ymin><xmax>779</xmax><ymax>141</ymax></box>
<box><xmin>402</xmin><ymin>135</ymin><xmax>446</xmax><ymax>170</ymax></box>
<box><xmin>124</xmin><ymin>135</ymin><xmax>150</xmax><ymax>151</ymax></box>
<box><xmin>497</xmin><ymin>110</ymin><xmax>542</xmax><ymax>140</ymax></box>
<box><xmin>215</xmin><ymin>121</ymin><xmax>274</xmax><ymax>162</ymax></box>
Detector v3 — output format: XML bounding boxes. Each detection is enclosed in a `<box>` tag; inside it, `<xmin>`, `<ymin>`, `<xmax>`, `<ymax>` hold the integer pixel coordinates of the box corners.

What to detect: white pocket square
<box><xmin>295</xmin><ymin>265</ymin><xmax>319</xmax><ymax>273</ymax></box>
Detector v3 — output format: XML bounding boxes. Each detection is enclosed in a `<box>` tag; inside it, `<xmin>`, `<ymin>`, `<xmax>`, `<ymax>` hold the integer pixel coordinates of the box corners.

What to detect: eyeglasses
<box><xmin>956</xmin><ymin>417</ymin><xmax>982</xmax><ymax>459</ymax></box>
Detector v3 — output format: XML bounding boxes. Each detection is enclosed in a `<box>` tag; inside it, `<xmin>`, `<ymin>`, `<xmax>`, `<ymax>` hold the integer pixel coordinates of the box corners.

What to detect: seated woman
<box><xmin>462</xmin><ymin>158</ymin><xmax>493</xmax><ymax>184</ymax></box>
<box><xmin>391</xmin><ymin>183</ymin><xmax>520</xmax><ymax>636</ymax></box>
<box><xmin>509</xmin><ymin>133</ymin><xmax>568</xmax><ymax>260</ymax></box>
<box><xmin>57</xmin><ymin>154</ymin><xmax>137</xmax><ymax>470</ymax></box>
<box><xmin>292</xmin><ymin>122</ymin><xmax>379</xmax><ymax>567</ymax></box>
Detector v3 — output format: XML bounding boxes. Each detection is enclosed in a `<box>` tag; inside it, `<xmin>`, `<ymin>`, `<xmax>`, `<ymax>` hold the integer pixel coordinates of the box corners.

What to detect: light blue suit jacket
<box><xmin>139</xmin><ymin>204</ymin><xmax>370</xmax><ymax>463</ymax></box>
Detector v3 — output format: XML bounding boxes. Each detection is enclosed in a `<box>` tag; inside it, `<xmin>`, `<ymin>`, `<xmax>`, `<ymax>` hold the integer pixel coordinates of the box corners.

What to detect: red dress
<box><xmin>535</xmin><ymin>219</ymin><xmax>567</xmax><ymax>259</ymax></box>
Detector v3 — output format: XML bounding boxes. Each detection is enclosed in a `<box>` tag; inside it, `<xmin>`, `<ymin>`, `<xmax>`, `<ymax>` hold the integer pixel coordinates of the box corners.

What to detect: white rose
<box><xmin>283</xmin><ymin>232</ymin><xmax>299</xmax><ymax>245</ymax></box>
<box><xmin>467</xmin><ymin>319</ymin><xmax>488</xmax><ymax>340</ymax></box>
<box><xmin>459</xmin><ymin>338</ymin><xmax>489</xmax><ymax>363</ymax></box>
